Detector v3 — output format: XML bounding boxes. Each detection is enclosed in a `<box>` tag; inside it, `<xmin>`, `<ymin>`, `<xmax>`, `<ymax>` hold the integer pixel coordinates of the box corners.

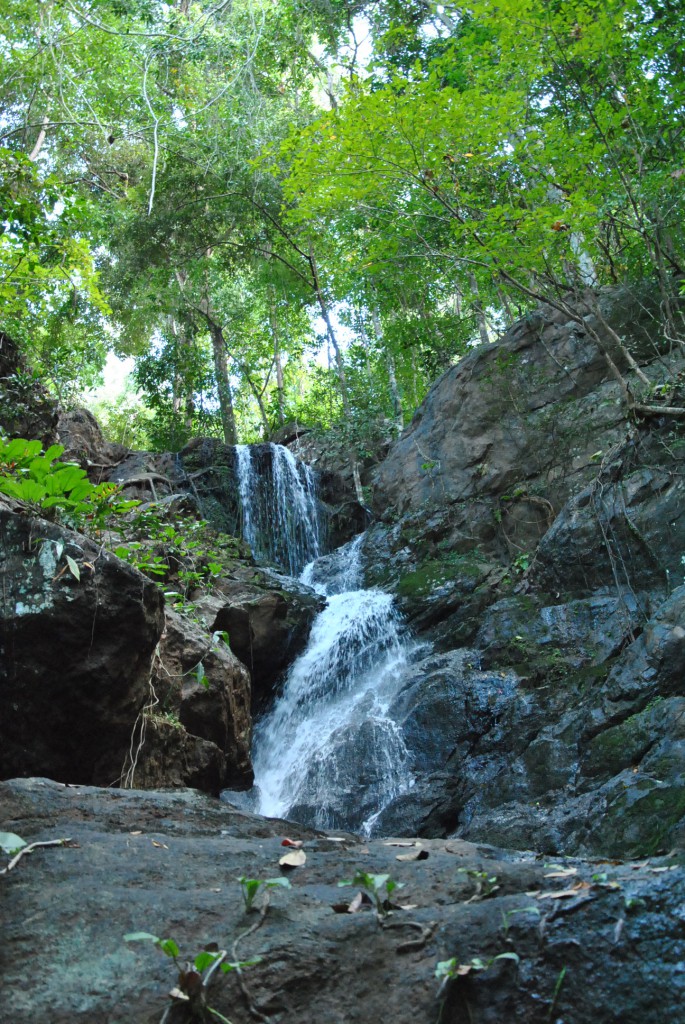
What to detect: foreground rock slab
<box><xmin>1</xmin><ymin>778</ymin><xmax>684</xmax><ymax>1024</ymax></box>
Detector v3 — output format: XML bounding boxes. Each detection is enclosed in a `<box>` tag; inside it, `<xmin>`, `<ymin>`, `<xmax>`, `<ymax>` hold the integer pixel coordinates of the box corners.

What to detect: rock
<box><xmin>193</xmin><ymin>571</ymin><xmax>324</xmax><ymax>711</ymax></box>
<box><xmin>374</xmin><ymin>590</ymin><xmax>685</xmax><ymax>857</ymax></box>
<box><xmin>142</xmin><ymin>608</ymin><xmax>253</xmax><ymax>790</ymax></box>
<box><xmin>2</xmin><ymin>777</ymin><xmax>684</xmax><ymax>1024</ymax></box>
<box><xmin>531</xmin><ymin>436</ymin><xmax>685</xmax><ymax>595</ymax></box>
<box><xmin>125</xmin><ymin>717</ymin><xmax>227</xmax><ymax>793</ymax></box>
<box><xmin>57</xmin><ymin>408</ymin><xmax>128</xmax><ymax>473</ymax></box>
<box><xmin>0</xmin><ymin>496</ymin><xmax>164</xmax><ymax>785</ymax></box>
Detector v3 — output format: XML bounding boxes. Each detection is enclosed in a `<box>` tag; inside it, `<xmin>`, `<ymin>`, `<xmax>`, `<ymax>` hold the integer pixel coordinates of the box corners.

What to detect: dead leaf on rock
<box><xmin>151</xmin><ymin>840</ymin><xmax>169</xmax><ymax>849</ymax></box>
<box><xmin>384</xmin><ymin>840</ymin><xmax>419</xmax><ymax>847</ymax></box>
<box><xmin>130</xmin><ymin>831</ymin><xmax>142</xmax><ymax>836</ymax></box>
<box><xmin>398</xmin><ymin>904</ymin><xmax>419</xmax><ymax>911</ymax></box>
<box><xmin>169</xmin><ymin>988</ymin><xmax>190</xmax><ymax>1002</ymax></box>
<box><xmin>279</xmin><ymin>849</ymin><xmax>306</xmax><ymax>868</ymax></box>
<box><xmin>348</xmin><ymin>891</ymin><xmax>365</xmax><ymax>913</ymax></box>
<box><xmin>544</xmin><ymin>867</ymin><xmax>577</xmax><ymax>878</ymax></box>
<box><xmin>396</xmin><ymin>848</ymin><xmax>429</xmax><ymax>862</ymax></box>
<box><xmin>331</xmin><ymin>891</ymin><xmax>372</xmax><ymax>914</ymax></box>
<box><xmin>537</xmin><ymin>880</ymin><xmax>591</xmax><ymax>900</ymax></box>
<box><xmin>281</xmin><ymin>838</ymin><xmax>304</xmax><ymax>848</ymax></box>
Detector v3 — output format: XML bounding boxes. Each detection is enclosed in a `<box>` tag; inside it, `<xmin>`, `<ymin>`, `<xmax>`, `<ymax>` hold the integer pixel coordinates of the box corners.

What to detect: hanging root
<box><xmin>119</xmin><ymin>643</ymin><xmax>162</xmax><ymax>788</ymax></box>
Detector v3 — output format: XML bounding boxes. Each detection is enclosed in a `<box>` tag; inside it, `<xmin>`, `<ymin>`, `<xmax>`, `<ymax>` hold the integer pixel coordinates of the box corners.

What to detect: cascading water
<box><xmin>235</xmin><ymin>443</ymin><xmax>322</xmax><ymax>576</ymax></box>
<box><xmin>225</xmin><ymin>444</ymin><xmax>419</xmax><ymax>833</ymax></box>
<box><xmin>248</xmin><ymin>536</ymin><xmax>418</xmax><ymax>834</ymax></box>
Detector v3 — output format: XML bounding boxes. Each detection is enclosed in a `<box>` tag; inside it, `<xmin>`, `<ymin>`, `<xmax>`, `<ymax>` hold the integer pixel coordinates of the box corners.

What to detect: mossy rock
<box><xmin>595</xmin><ymin>775</ymin><xmax>685</xmax><ymax>857</ymax></box>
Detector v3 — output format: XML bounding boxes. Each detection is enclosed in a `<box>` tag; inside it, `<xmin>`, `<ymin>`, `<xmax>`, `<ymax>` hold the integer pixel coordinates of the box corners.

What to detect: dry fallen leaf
<box><xmin>130</xmin><ymin>831</ymin><xmax>142</xmax><ymax>836</ymax></box>
<box><xmin>384</xmin><ymin>840</ymin><xmax>419</xmax><ymax>847</ymax></box>
<box><xmin>537</xmin><ymin>880</ymin><xmax>591</xmax><ymax>900</ymax></box>
<box><xmin>396</xmin><ymin>848</ymin><xmax>429</xmax><ymax>862</ymax></box>
<box><xmin>544</xmin><ymin>867</ymin><xmax>577</xmax><ymax>878</ymax></box>
<box><xmin>279</xmin><ymin>849</ymin><xmax>306</xmax><ymax>868</ymax></box>
<box><xmin>347</xmin><ymin>891</ymin><xmax>365</xmax><ymax>913</ymax></box>
<box><xmin>151</xmin><ymin>840</ymin><xmax>169</xmax><ymax>849</ymax></box>
<box><xmin>168</xmin><ymin>988</ymin><xmax>190</xmax><ymax>1002</ymax></box>
<box><xmin>281</xmin><ymin>838</ymin><xmax>304</xmax><ymax>848</ymax></box>
<box><xmin>398</xmin><ymin>903</ymin><xmax>419</xmax><ymax>911</ymax></box>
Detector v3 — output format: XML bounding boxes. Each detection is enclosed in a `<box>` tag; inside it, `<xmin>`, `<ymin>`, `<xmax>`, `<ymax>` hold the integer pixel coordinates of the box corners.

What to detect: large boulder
<box><xmin>193</xmin><ymin>571</ymin><xmax>324</xmax><ymax>710</ymax></box>
<box><xmin>374</xmin><ymin>588</ymin><xmax>685</xmax><ymax>857</ymax></box>
<box><xmin>2</xmin><ymin>777</ymin><xmax>684</xmax><ymax>1024</ymax></box>
<box><xmin>140</xmin><ymin>608</ymin><xmax>253</xmax><ymax>791</ymax></box>
<box><xmin>0</xmin><ymin>496</ymin><xmax>164</xmax><ymax>785</ymax></box>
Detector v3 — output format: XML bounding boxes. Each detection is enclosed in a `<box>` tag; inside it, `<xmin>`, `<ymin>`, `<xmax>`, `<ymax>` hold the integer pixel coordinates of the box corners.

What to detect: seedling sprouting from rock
<box><xmin>237</xmin><ymin>875</ymin><xmax>291</xmax><ymax>913</ymax></box>
<box><xmin>124</xmin><ymin>932</ymin><xmax>260</xmax><ymax>1023</ymax></box>
<box><xmin>435</xmin><ymin>952</ymin><xmax>520</xmax><ymax>996</ymax></box>
<box><xmin>459</xmin><ymin>868</ymin><xmax>500</xmax><ymax>901</ymax></box>
<box><xmin>338</xmin><ymin>870</ymin><xmax>404</xmax><ymax>917</ymax></box>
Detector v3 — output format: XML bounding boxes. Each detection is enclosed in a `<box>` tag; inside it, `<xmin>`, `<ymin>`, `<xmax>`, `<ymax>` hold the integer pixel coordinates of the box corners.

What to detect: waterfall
<box><xmin>248</xmin><ymin>536</ymin><xmax>418</xmax><ymax>834</ymax></box>
<box><xmin>235</xmin><ymin>443</ymin><xmax>323</xmax><ymax>576</ymax></box>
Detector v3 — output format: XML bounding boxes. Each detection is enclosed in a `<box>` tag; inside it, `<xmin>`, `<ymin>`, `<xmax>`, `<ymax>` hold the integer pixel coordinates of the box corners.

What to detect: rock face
<box><xmin>3</xmin><ymin>777</ymin><xmax>684</xmax><ymax>1024</ymax></box>
<box><xmin>129</xmin><ymin>608</ymin><xmax>254</xmax><ymax>794</ymax></box>
<box><xmin>193</xmin><ymin>572</ymin><xmax>324</xmax><ymax>712</ymax></box>
<box><xmin>361</xmin><ymin>288</ymin><xmax>685</xmax><ymax>856</ymax></box>
<box><xmin>0</xmin><ymin>496</ymin><xmax>165</xmax><ymax>785</ymax></box>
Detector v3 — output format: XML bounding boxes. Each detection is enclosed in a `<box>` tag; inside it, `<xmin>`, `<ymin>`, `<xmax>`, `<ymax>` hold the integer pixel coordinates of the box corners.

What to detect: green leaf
<box><xmin>0</xmin><ymin>831</ymin><xmax>27</xmax><ymax>855</ymax></box>
<box><xmin>194</xmin><ymin>950</ymin><xmax>221</xmax><ymax>972</ymax></box>
<box><xmin>159</xmin><ymin>938</ymin><xmax>180</xmax><ymax>958</ymax></box>
<box><xmin>66</xmin><ymin>556</ymin><xmax>80</xmax><ymax>581</ymax></box>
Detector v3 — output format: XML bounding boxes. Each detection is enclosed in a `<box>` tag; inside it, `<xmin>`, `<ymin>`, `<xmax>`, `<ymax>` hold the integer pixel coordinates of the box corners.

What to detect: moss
<box><xmin>605</xmin><ymin>781</ymin><xmax>685</xmax><ymax>857</ymax></box>
<box><xmin>396</xmin><ymin>554</ymin><xmax>491</xmax><ymax>599</ymax></box>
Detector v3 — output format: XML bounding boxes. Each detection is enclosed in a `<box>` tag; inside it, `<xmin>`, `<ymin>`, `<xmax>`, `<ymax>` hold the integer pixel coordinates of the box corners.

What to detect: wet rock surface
<box><xmin>0</xmin><ymin>496</ymin><xmax>164</xmax><ymax>786</ymax></box>
<box><xmin>2</xmin><ymin>777</ymin><xmax>684</xmax><ymax>1024</ymax></box>
<box><xmin>360</xmin><ymin>292</ymin><xmax>685</xmax><ymax>856</ymax></box>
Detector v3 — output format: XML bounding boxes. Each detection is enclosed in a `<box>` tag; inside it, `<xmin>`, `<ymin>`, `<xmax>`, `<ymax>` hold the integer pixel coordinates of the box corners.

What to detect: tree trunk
<box><xmin>269</xmin><ymin>288</ymin><xmax>286</xmax><ymax>427</ymax></box>
<box><xmin>371</xmin><ymin>307</ymin><xmax>403</xmax><ymax>428</ymax></box>
<box><xmin>208</xmin><ymin>322</ymin><xmax>237</xmax><ymax>445</ymax></box>
<box><xmin>469</xmin><ymin>272</ymin><xmax>490</xmax><ymax>346</ymax></box>
<box><xmin>308</xmin><ymin>242</ymin><xmax>351</xmax><ymax>417</ymax></box>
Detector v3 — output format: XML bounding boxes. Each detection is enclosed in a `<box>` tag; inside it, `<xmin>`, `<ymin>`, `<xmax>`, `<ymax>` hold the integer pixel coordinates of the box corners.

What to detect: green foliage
<box><xmin>0</xmin><ymin>437</ymin><xmax>136</xmax><ymax>528</ymax></box>
<box><xmin>0</xmin><ymin>832</ymin><xmax>27</xmax><ymax>856</ymax></box>
<box><xmin>435</xmin><ymin>951</ymin><xmax>520</xmax><ymax>982</ymax></box>
<box><xmin>113</xmin><ymin>504</ymin><xmax>240</xmax><ymax>614</ymax></box>
<box><xmin>338</xmin><ymin>871</ymin><xmax>404</xmax><ymax>916</ymax></box>
<box><xmin>237</xmin><ymin>875</ymin><xmax>292</xmax><ymax>912</ymax></box>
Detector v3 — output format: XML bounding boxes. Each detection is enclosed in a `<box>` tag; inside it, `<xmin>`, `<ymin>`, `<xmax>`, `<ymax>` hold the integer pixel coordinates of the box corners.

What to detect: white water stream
<box><xmin>228</xmin><ymin>446</ymin><xmax>417</xmax><ymax>833</ymax></box>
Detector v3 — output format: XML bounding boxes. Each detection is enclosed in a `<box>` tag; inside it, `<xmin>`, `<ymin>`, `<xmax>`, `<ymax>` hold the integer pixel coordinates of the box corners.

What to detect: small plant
<box><xmin>125</xmin><ymin>931</ymin><xmax>260</xmax><ymax>1023</ymax></box>
<box><xmin>237</xmin><ymin>875</ymin><xmax>291</xmax><ymax>913</ymax></box>
<box><xmin>512</xmin><ymin>552</ymin><xmax>531</xmax><ymax>574</ymax></box>
<box><xmin>500</xmin><ymin>905</ymin><xmax>540</xmax><ymax>938</ymax></box>
<box><xmin>459</xmin><ymin>868</ymin><xmax>500</xmax><ymax>899</ymax></box>
<box><xmin>435</xmin><ymin>952</ymin><xmax>519</xmax><ymax>994</ymax></box>
<box><xmin>338</xmin><ymin>871</ymin><xmax>404</xmax><ymax>917</ymax></box>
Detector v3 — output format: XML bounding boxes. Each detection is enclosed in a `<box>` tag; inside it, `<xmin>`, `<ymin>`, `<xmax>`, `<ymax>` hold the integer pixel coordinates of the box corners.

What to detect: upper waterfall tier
<box><xmin>235</xmin><ymin>443</ymin><xmax>325</xmax><ymax>576</ymax></box>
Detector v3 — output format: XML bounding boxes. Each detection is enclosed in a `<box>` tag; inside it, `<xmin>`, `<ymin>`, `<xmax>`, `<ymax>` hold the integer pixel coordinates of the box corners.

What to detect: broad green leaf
<box><xmin>66</xmin><ymin>556</ymin><xmax>80</xmax><ymax>581</ymax></box>
<box><xmin>0</xmin><ymin>832</ymin><xmax>27</xmax><ymax>855</ymax></box>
